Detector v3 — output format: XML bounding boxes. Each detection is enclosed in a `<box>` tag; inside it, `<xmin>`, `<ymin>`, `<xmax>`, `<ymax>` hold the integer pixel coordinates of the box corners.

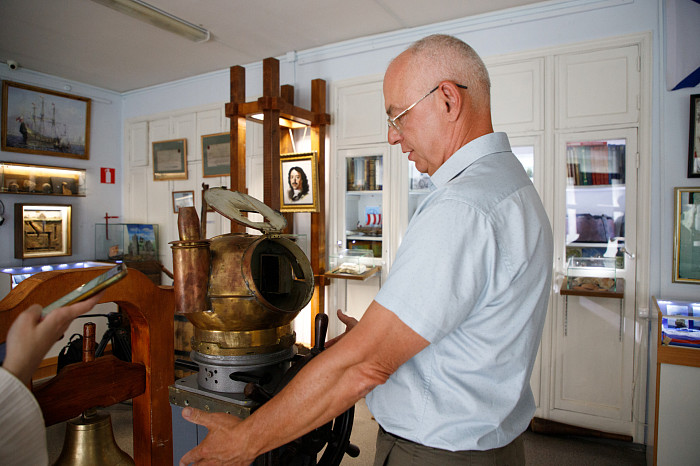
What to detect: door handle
<box><xmin>620</xmin><ymin>247</ymin><xmax>635</xmax><ymax>260</ymax></box>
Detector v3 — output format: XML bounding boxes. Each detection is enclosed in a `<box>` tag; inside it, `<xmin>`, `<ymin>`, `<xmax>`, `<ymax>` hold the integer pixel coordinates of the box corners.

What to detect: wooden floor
<box><xmin>46</xmin><ymin>399</ymin><xmax>647</xmax><ymax>466</ymax></box>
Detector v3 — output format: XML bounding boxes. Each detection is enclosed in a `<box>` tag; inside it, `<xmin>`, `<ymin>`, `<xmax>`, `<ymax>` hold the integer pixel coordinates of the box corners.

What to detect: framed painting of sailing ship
<box><xmin>1</xmin><ymin>81</ymin><xmax>91</xmax><ymax>160</ymax></box>
<box><xmin>14</xmin><ymin>203</ymin><xmax>72</xmax><ymax>259</ymax></box>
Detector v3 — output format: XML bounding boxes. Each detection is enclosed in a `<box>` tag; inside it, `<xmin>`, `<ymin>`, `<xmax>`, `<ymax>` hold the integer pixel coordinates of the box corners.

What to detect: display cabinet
<box><xmin>565</xmin><ymin>257</ymin><xmax>618</xmax><ymax>292</ymax></box>
<box><xmin>94</xmin><ymin>223</ymin><xmax>158</xmax><ymax>262</ymax></box>
<box><xmin>0</xmin><ymin>261</ymin><xmax>117</xmax><ymax>368</ymax></box>
<box><xmin>0</xmin><ymin>161</ymin><xmax>85</xmax><ymax>196</ymax></box>
<box><xmin>656</xmin><ymin>298</ymin><xmax>700</xmax><ymax>349</ymax></box>
<box><xmin>550</xmin><ymin>126</ymin><xmax>639</xmax><ymax>433</ymax></box>
<box><xmin>0</xmin><ymin>261</ymin><xmax>112</xmax><ymax>298</ymax></box>
<box><xmin>327</xmin><ymin>248</ymin><xmax>377</xmax><ymax>279</ymax></box>
<box><xmin>653</xmin><ymin>297</ymin><xmax>700</xmax><ymax>465</ymax></box>
<box><xmin>338</xmin><ymin>146</ymin><xmax>387</xmax><ymax>262</ymax></box>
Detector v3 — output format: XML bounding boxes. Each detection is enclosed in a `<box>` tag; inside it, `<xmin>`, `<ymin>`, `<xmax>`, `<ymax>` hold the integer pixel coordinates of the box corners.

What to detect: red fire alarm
<box><xmin>101</xmin><ymin>168</ymin><xmax>116</xmax><ymax>184</ymax></box>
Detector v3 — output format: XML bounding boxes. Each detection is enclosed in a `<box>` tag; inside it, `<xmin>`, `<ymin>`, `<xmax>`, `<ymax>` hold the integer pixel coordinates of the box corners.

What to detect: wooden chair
<box><xmin>0</xmin><ymin>267</ymin><xmax>175</xmax><ymax>465</ymax></box>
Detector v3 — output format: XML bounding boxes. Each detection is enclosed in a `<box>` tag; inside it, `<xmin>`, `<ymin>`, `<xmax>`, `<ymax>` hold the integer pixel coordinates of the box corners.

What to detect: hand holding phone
<box><xmin>41</xmin><ymin>263</ymin><xmax>128</xmax><ymax>317</ymax></box>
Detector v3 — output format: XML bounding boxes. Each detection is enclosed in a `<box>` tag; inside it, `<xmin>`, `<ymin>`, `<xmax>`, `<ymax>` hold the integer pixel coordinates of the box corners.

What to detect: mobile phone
<box><xmin>41</xmin><ymin>263</ymin><xmax>128</xmax><ymax>317</ymax></box>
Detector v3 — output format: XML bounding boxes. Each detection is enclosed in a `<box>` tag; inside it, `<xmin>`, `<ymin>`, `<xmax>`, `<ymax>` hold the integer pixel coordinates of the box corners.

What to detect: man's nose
<box><xmin>387</xmin><ymin>126</ymin><xmax>401</xmax><ymax>145</ymax></box>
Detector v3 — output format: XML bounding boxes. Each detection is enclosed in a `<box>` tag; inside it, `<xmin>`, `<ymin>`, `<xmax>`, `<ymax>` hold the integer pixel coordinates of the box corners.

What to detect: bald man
<box><xmin>179</xmin><ymin>34</ymin><xmax>553</xmax><ymax>466</ymax></box>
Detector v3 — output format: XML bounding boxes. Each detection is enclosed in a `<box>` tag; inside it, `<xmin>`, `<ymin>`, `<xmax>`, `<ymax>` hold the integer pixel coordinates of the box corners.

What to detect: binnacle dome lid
<box><xmin>204</xmin><ymin>188</ymin><xmax>287</xmax><ymax>234</ymax></box>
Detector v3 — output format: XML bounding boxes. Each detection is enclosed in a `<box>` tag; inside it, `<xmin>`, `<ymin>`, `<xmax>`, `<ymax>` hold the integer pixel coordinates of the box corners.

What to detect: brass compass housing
<box><xmin>171</xmin><ymin>189</ymin><xmax>314</xmax><ymax>361</ymax></box>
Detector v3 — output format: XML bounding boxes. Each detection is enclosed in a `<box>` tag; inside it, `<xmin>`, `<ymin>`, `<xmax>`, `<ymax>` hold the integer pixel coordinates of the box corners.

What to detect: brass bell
<box><xmin>53</xmin><ymin>411</ymin><xmax>134</xmax><ymax>466</ymax></box>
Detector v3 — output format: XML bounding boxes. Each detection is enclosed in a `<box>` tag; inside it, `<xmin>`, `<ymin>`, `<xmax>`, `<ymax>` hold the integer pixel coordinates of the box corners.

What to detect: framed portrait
<box><xmin>280</xmin><ymin>152</ymin><xmax>319</xmax><ymax>213</ymax></box>
<box><xmin>172</xmin><ymin>190</ymin><xmax>195</xmax><ymax>213</ymax></box>
<box><xmin>153</xmin><ymin>138</ymin><xmax>188</xmax><ymax>181</ymax></box>
<box><xmin>1</xmin><ymin>81</ymin><xmax>91</xmax><ymax>159</ymax></box>
<box><xmin>14</xmin><ymin>203</ymin><xmax>72</xmax><ymax>259</ymax></box>
<box><xmin>673</xmin><ymin>187</ymin><xmax>700</xmax><ymax>283</ymax></box>
<box><xmin>202</xmin><ymin>132</ymin><xmax>230</xmax><ymax>177</ymax></box>
<box><xmin>688</xmin><ymin>94</ymin><xmax>700</xmax><ymax>178</ymax></box>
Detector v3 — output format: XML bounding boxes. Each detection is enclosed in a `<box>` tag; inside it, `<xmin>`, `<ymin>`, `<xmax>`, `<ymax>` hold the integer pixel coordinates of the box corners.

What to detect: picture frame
<box><xmin>688</xmin><ymin>94</ymin><xmax>700</xmax><ymax>178</ymax></box>
<box><xmin>14</xmin><ymin>203</ymin><xmax>72</xmax><ymax>259</ymax></box>
<box><xmin>1</xmin><ymin>80</ymin><xmax>91</xmax><ymax>159</ymax></box>
<box><xmin>153</xmin><ymin>138</ymin><xmax>187</xmax><ymax>181</ymax></box>
<box><xmin>673</xmin><ymin>187</ymin><xmax>700</xmax><ymax>283</ymax></box>
<box><xmin>280</xmin><ymin>152</ymin><xmax>319</xmax><ymax>213</ymax></box>
<box><xmin>202</xmin><ymin>132</ymin><xmax>230</xmax><ymax>177</ymax></box>
<box><xmin>172</xmin><ymin>190</ymin><xmax>195</xmax><ymax>213</ymax></box>
<box><xmin>125</xmin><ymin>223</ymin><xmax>157</xmax><ymax>261</ymax></box>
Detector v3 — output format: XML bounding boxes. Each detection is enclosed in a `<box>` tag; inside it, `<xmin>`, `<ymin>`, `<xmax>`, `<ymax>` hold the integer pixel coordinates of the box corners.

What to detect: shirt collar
<box><xmin>430</xmin><ymin>132</ymin><xmax>511</xmax><ymax>188</ymax></box>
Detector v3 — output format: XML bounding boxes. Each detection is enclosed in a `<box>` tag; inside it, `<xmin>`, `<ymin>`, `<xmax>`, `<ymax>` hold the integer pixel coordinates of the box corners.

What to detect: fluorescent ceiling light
<box><xmin>90</xmin><ymin>0</ymin><xmax>210</xmax><ymax>42</ymax></box>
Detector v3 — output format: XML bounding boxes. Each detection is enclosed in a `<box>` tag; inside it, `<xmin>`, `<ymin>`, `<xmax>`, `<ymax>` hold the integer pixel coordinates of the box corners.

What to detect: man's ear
<box><xmin>439</xmin><ymin>82</ymin><xmax>463</xmax><ymax>121</ymax></box>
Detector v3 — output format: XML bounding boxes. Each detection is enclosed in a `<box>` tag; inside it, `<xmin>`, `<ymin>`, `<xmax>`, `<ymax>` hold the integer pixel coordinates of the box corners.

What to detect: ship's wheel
<box><xmin>246</xmin><ymin>313</ymin><xmax>360</xmax><ymax>466</ymax></box>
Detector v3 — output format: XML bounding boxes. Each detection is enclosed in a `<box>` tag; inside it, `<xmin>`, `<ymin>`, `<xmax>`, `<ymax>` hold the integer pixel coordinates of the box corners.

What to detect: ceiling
<box><xmin>0</xmin><ymin>0</ymin><xmax>545</xmax><ymax>93</ymax></box>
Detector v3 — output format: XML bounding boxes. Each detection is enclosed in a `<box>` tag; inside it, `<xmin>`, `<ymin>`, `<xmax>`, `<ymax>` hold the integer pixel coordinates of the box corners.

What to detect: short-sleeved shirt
<box><xmin>366</xmin><ymin>132</ymin><xmax>553</xmax><ymax>451</ymax></box>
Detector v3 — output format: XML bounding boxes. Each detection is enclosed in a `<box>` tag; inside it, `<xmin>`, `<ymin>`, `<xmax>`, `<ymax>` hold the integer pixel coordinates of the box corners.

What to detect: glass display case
<box><xmin>656</xmin><ymin>298</ymin><xmax>700</xmax><ymax>348</ymax></box>
<box><xmin>652</xmin><ymin>297</ymin><xmax>700</xmax><ymax>465</ymax></box>
<box><xmin>407</xmin><ymin>160</ymin><xmax>432</xmax><ymax>223</ymax></box>
<box><xmin>0</xmin><ymin>161</ymin><xmax>85</xmax><ymax>196</ymax></box>
<box><xmin>326</xmin><ymin>249</ymin><xmax>377</xmax><ymax>279</ymax></box>
<box><xmin>0</xmin><ymin>261</ymin><xmax>112</xmax><ymax>299</ymax></box>
<box><xmin>344</xmin><ymin>151</ymin><xmax>383</xmax><ymax>259</ymax></box>
<box><xmin>565</xmin><ymin>256</ymin><xmax>617</xmax><ymax>292</ymax></box>
<box><xmin>564</xmin><ymin>139</ymin><xmax>626</xmax><ymax>264</ymax></box>
<box><xmin>95</xmin><ymin>223</ymin><xmax>158</xmax><ymax>262</ymax></box>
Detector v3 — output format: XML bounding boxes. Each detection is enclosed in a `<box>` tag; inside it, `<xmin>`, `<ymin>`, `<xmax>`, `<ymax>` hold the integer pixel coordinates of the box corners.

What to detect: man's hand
<box><xmin>179</xmin><ymin>407</ymin><xmax>252</xmax><ymax>466</ymax></box>
<box><xmin>178</xmin><ymin>300</ymin><xmax>428</xmax><ymax>465</ymax></box>
<box><xmin>325</xmin><ymin>309</ymin><xmax>358</xmax><ymax>348</ymax></box>
<box><xmin>2</xmin><ymin>292</ymin><xmax>104</xmax><ymax>385</ymax></box>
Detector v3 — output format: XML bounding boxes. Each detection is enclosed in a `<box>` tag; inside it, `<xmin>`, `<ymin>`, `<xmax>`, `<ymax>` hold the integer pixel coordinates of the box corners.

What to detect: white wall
<box><xmin>2</xmin><ymin>0</ymin><xmax>697</xmax><ymax>315</ymax></box>
<box><xmin>0</xmin><ymin>68</ymin><xmax>122</xmax><ymax>268</ymax></box>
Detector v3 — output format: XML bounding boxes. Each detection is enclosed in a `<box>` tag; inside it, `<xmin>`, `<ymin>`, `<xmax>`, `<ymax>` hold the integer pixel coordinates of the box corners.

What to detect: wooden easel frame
<box><xmin>225</xmin><ymin>57</ymin><xmax>330</xmax><ymax>343</ymax></box>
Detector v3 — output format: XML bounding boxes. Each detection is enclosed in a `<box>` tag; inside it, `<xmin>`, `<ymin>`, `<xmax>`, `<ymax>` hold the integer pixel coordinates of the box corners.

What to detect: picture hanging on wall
<box><xmin>688</xmin><ymin>94</ymin><xmax>700</xmax><ymax>178</ymax></box>
<box><xmin>202</xmin><ymin>132</ymin><xmax>230</xmax><ymax>177</ymax></box>
<box><xmin>152</xmin><ymin>138</ymin><xmax>187</xmax><ymax>181</ymax></box>
<box><xmin>673</xmin><ymin>187</ymin><xmax>700</xmax><ymax>283</ymax></box>
<box><xmin>279</xmin><ymin>152</ymin><xmax>319</xmax><ymax>213</ymax></box>
<box><xmin>14</xmin><ymin>203</ymin><xmax>72</xmax><ymax>259</ymax></box>
<box><xmin>1</xmin><ymin>81</ymin><xmax>91</xmax><ymax>159</ymax></box>
<box><xmin>172</xmin><ymin>190</ymin><xmax>194</xmax><ymax>213</ymax></box>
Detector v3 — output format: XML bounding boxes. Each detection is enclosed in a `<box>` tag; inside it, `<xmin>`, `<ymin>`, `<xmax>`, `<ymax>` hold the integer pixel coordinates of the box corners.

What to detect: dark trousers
<box><xmin>373</xmin><ymin>426</ymin><xmax>525</xmax><ymax>466</ymax></box>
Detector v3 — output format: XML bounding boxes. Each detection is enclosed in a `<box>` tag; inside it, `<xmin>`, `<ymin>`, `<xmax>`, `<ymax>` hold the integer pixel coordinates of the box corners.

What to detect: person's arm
<box><xmin>179</xmin><ymin>300</ymin><xmax>429</xmax><ymax>466</ymax></box>
<box><xmin>2</xmin><ymin>292</ymin><xmax>104</xmax><ymax>385</ymax></box>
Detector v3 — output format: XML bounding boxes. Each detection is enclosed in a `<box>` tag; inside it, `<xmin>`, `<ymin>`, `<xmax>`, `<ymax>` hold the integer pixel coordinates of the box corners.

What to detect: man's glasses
<box><xmin>387</xmin><ymin>83</ymin><xmax>468</xmax><ymax>133</ymax></box>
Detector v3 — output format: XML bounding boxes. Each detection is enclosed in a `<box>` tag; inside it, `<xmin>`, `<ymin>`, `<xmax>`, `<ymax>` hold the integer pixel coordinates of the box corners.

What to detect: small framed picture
<box><xmin>673</xmin><ymin>187</ymin><xmax>700</xmax><ymax>283</ymax></box>
<box><xmin>202</xmin><ymin>132</ymin><xmax>230</xmax><ymax>177</ymax></box>
<box><xmin>280</xmin><ymin>152</ymin><xmax>319</xmax><ymax>213</ymax></box>
<box><xmin>153</xmin><ymin>138</ymin><xmax>187</xmax><ymax>181</ymax></box>
<box><xmin>172</xmin><ymin>190</ymin><xmax>195</xmax><ymax>213</ymax></box>
<box><xmin>688</xmin><ymin>94</ymin><xmax>700</xmax><ymax>178</ymax></box>
<box><xmin>14</xmin><ymin>203</ymin><xmax>72</xmax><ymax>259</ymax></box>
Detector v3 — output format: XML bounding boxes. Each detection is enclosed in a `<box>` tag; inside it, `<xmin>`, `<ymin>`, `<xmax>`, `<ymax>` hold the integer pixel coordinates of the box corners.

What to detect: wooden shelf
<box><xmin>559</xmin><ymin>277</ymin><xmax>624</xmax><ymax>299</ymax></box>
<box><xmin>346</xmin><ymin>235</ymin><xmax>381</xmax><ymax>241</ymax></box>
<box><xmin>325</xmin><ymin>266</ymin><xmax>380</xmax><ymax>281</ymax></box>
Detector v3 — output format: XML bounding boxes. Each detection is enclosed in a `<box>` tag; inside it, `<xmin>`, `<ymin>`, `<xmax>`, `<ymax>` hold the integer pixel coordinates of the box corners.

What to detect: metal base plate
<box><xmin>169</xmin><ymin>374</ymin><xmax>257</xmax><ymax>419</ymax></box>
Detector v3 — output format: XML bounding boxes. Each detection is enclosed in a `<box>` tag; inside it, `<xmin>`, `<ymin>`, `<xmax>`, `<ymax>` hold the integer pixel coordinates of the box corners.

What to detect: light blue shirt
<box><xmin>367</xmin><ymin>132</ymin><xmax>553</xmax><ymax>451</ymax></box>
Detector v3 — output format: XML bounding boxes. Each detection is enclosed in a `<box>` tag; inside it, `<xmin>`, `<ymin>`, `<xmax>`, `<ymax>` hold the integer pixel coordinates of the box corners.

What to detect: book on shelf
<box><xmin>566</xmin><ymin>142</ymin><xmax>626</xmax><ymax>186</ymax></box>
